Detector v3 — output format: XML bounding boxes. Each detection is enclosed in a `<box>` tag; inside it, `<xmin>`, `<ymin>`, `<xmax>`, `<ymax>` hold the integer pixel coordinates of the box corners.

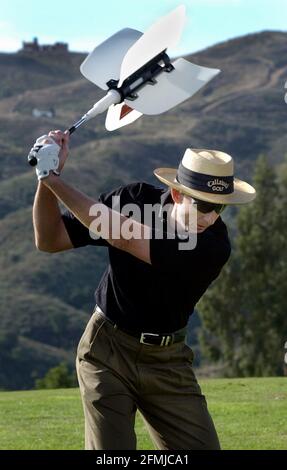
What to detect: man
<box><xmin>32</xmin><ymin>130</ymin><xmax>256</xmax><ymax>450</ymax></box>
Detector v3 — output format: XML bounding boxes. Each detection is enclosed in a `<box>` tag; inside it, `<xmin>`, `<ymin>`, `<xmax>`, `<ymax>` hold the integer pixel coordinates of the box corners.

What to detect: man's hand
<box><xmin>29</xmin><ymin>130</ymin><xmax>70</xmax><ymax>180</ymax></box>
<box><xmin>47</xmin><ymin>130</ymin><xmax>69</xmax><ymax>173</ymax></box>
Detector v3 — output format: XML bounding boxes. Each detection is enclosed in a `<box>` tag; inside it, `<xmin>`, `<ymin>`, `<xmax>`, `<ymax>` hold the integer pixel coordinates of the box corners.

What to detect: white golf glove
<box><xmin>28</xmin><ymin>135</ymin><xmax>61</xmax><ymax>180</ymax></box>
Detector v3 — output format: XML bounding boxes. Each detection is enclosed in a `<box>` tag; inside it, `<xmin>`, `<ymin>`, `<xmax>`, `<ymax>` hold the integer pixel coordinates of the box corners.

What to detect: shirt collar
<box><xmin>159</xmin><ymin>188</ymin><xmax>173</xmax><ymax>221</ymax></box>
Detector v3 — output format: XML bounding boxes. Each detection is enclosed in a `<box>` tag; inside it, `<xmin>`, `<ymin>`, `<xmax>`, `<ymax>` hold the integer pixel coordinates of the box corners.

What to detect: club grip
<box><xmin>68</xmin><ymin>126</ymin><xmax>76</xmax><ymax>135</ymax></box>
<box><xmin>28</xmin><ymin>155</ymin><xmax>38</xmax><ymax>167</ymax></box>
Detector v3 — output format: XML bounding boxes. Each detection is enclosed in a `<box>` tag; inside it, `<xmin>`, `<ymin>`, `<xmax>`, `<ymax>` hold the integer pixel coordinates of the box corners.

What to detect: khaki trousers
<box><xmin>76</xmin><ymin>310</ymin><xmax>220</xmax><ymax>450</ymax></box>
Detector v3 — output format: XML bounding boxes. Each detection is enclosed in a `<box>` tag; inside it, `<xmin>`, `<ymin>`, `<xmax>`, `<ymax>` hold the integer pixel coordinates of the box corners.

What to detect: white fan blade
<box><xmin>80</xmin><ymin>28</ymin><xmax>142</xmax><ymax>90</ymax></box>
<box><xmin>119</xmin><ymin>5</ymin><xmax>186</xmax><ymax>87</ymax></box>
<box><xmin>124</xmin><ymin>58</ymin><xmax>220</xmax><ymax>115</ymax></box>
<box><xmin>105</xmin><ymin>103</ymin><xmax>142</xmax><ymax>131</ymax></box>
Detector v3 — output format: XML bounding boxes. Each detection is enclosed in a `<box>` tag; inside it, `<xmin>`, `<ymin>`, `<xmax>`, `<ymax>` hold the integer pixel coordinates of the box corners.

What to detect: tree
<box><xmin>198</xmin><ymin>155</ymin><xmax>287</xmax><ymax>376</ymax></box>
<box><xmin>35</xmin><ymin>362</ymin><xmax>77</xmax><ymax>389</ymax></box>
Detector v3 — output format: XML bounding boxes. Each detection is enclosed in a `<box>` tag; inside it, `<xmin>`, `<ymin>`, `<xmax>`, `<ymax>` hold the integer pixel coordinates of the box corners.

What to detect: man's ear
<box><xmin>171</xmin><ymin>188</ymin><xmax>183</xmax><ymax>204</ymax></box>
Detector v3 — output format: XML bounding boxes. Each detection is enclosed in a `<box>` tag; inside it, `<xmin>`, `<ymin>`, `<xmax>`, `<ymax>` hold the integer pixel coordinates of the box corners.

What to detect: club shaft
<box><xmin>68</xmin><ymin>90</ymin><xmax>121</xmax><ymax>136</ymax></box>
<box><xmin>68</xmin><ymin>117</ymin><xmax>87</xmax><ymax>135</ymax></box>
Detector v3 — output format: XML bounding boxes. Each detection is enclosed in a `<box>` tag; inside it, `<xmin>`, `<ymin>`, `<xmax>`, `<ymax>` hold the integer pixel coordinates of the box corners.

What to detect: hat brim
<box><xmin>154</xmin><ymin>168</ymin><xmax>256</xmax><ymax>205</ymax></box>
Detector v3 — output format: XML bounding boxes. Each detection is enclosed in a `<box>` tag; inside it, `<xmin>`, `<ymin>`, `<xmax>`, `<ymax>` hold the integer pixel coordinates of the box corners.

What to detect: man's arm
<box><xmin>33</xmin><ymin>182</ymin><xmax>74</xmax><ymax>252</ymax></box>
<box><xmin>32</xmin><ymin>129</ymin><xmax>151</xmax><ymax>261</ymax></box>
<box><xmin>32</xmin><ymin>129</ymin><xmax>75</xmax><ymax>253</ymax></box>
<box><xmin>42</xmin><ymin>174</ymin><xmax>152</xmax><ymax>263</ymax></box>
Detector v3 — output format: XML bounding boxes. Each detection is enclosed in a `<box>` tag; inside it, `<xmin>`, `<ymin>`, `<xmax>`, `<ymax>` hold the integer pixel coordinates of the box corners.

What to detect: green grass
<box><xmin>0</xmin><ymin>378</ymin><xmax>286</xmax><ymax>450</ymax></box>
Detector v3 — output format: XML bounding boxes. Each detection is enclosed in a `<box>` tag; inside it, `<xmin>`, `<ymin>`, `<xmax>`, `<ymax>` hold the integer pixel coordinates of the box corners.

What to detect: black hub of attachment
<box><xmin>107</xmin><ymin>50</ymin><xmax>174</xmax><ymax>103</ymax></box>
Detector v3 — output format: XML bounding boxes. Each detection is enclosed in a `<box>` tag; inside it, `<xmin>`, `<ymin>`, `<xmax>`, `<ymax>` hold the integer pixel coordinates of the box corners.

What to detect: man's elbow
<box><xmin>109</xmin><ymin>237</ymin><xmax>127</xmax><ymax>252</ymax></box>
<box><xmin>35</xmin><ymin>239</ymin><xmax>57</xmax><ymax>253</ymax></box>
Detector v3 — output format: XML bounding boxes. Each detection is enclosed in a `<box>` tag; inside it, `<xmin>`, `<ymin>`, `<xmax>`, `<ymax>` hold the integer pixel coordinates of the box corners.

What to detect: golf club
<box><xmin>28</xmin><ymin>5</ymin><xmax>220</xmax><ymax>167</ymax></box>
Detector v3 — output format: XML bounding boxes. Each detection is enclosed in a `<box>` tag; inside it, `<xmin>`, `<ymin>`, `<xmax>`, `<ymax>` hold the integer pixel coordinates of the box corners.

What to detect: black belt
<box><xmin>94</xmin><ymin>305</ymin><xmax>186</xmax><ymax>347</ymax></box>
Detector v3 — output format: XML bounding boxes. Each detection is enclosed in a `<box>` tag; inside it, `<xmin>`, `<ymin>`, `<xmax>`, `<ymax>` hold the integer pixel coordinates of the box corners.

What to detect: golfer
<box><xmin>32</xmin><ymin>130</ymin><xmax>256</xmax><ymax>450</ymax></box>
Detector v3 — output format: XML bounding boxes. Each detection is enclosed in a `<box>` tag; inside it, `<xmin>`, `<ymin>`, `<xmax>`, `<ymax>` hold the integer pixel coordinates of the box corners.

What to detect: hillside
<box><xmin>0</xmin><ymin>31</ymin><xmax>287</xmax><ymax>389</ymax></box>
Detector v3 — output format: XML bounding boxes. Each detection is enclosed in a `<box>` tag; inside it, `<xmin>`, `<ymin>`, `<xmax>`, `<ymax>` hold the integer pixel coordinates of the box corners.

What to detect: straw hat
<box><xmin>154</xmin><ymin>148</ymin><xmax>256</xmax><ymax>204</ymax></box>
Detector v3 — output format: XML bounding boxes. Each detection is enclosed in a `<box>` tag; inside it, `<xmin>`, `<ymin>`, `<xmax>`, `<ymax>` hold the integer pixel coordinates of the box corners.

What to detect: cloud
<box><xmin>68</xmin><ymin>36</ymin><xmax>105</xmax><ymax>53</ymax></box>
<box><xmin>164</xmin><ymin>0</ymin><xmax>242</xmax><ymax>5</ymax></box>
<box><xmin>0</xmin><ymin>21</ymin><xmax>22</xmax><ymax>52</ymax></box>
<box><xmin>188</xmin><ymin>0</ymin><xmax>241</xmax><ymax>4</ymax></box>
<box><xmin>0</xmin><ymin>18</ymin><xmax>105</xmax><ymax>54</ymax></box>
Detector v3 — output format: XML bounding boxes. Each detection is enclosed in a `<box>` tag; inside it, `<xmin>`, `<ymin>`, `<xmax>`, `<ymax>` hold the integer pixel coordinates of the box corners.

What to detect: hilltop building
<box><xmin>21</xmin><ymin>37</ymin><xmax>68</xmax><ymax>53</ymax></box>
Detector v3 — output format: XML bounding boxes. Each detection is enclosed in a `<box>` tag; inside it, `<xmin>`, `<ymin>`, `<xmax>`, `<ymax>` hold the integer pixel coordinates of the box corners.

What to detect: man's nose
<box><xmin>200</xmin><ymin>211</ymin><xmax>216</xmax><ymax>225</ymax></box>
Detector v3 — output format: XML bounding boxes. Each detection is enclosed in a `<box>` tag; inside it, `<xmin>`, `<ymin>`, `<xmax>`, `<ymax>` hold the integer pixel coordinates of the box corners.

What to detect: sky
<box><xmin>1</xmin><ymin>0</ymin><xmax>287</xmax><ymax>56</ymax></box>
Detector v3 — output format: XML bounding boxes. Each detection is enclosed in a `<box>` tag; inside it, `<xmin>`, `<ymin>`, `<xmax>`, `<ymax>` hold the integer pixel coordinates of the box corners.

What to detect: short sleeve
<box><xmin>62</xmin><ymin>209</ymin><xmax>109</xmax><ymax>248</ymax></box>
<box><xmin>61</xmin><ymin>183</ymin><xmax>144</xmax><ymax>249</ymax></box>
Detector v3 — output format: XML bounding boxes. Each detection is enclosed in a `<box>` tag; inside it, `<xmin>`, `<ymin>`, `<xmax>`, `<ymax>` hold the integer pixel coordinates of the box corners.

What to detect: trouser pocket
<box><xmin>77</xmin><ymin>311</ymin><xmax>108</xmax><ymax>362</ymax></box>
<box><xmin>182</xmin><ymin>343</ymin><xmax>194</xmax><ymax>364</ymax></box>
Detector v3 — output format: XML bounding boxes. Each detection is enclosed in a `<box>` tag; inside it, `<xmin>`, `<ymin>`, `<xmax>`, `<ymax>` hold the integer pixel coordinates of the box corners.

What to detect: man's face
<box><xmin>171</xmin><ymin>189</ymin><xmax>223</xmax><ymax>233</ymax></box>
<box><xmin>187</xmin><ymin>196</ymin><xmax>219</xmax><ymax>233</ymax></box>
<box><xmin>182</xmin><ymin>195</ymin><xmax>220</xmax><ymax>233</ymax></box>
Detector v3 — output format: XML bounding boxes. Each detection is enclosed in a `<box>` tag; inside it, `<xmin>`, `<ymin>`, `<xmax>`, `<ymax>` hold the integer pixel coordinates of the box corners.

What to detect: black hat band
<box><xmin>176</xmin><ymin>162</ymin><xmax>234</xmax><ymax>194</ymax></box>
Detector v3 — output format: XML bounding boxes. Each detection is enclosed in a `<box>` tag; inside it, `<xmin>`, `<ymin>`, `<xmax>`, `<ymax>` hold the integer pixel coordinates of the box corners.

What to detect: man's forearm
<box><xmin>43</xmin><ymin>175</ymin><xmax>96</xmax><ymax>226</ymax></box>
<box><xmin>33</xmin><ymin>181</ymin><xmax>63</xmax><ymax>249</ymax></box>
<box><xmin>42</xmin><ymin>174</ymin><xmax>151</xmax><ymax>263</ymax></box>
<box><xmin>42</xmin><ymin>174</ymin><xmax>127</xmax><ymax>247</ymax></box>
<box><xmin>42</xmin><ymin>174</ymin><xmax>152</xmax><ymax>264</ymax></box>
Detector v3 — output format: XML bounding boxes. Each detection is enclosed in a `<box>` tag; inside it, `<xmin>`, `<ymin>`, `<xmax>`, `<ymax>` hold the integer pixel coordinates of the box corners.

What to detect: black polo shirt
<box><xmin>62</xmin><ymin>182</ymin><xmax>231</xmax><ymax>333</ymax></box>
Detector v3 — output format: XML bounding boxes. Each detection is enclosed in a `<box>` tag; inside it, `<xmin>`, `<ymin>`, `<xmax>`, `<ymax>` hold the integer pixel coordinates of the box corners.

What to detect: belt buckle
<box><xmin>140</xmin><ymin>333</ymin><xmax>173</xmax><ymax>347</ymax></box>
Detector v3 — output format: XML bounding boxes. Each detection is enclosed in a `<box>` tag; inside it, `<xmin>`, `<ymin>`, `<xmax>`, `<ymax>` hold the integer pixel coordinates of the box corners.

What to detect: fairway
<box><xmin>0</xmin><ymin>378</ymin><xmax>286</xmax><ymax>450</ymax></box>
